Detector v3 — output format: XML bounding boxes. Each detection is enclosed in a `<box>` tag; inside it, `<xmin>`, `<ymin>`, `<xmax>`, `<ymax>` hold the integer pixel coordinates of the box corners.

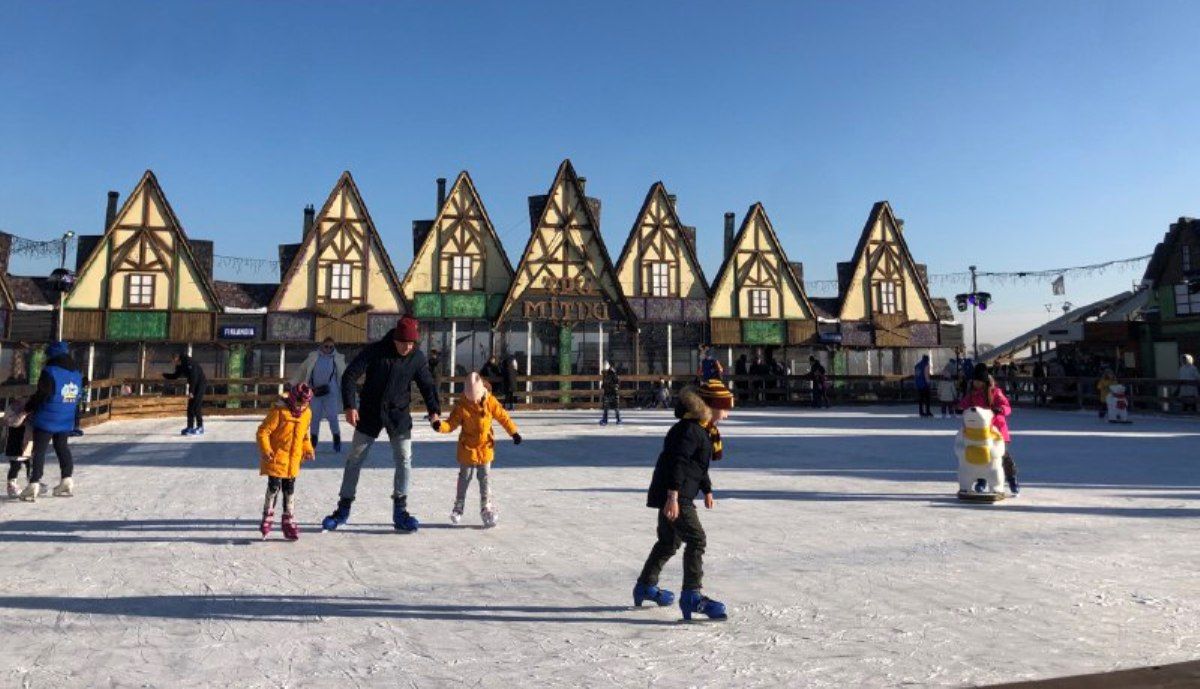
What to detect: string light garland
<box><xmin>804</xmin><ymin>254</ymin><xmax>1152</xmax><ymax>294</ymax></box>
<box><xmin>0</xmin><ymin>231</ymin><xmax>77</xmax><ymax>260</ymax></box>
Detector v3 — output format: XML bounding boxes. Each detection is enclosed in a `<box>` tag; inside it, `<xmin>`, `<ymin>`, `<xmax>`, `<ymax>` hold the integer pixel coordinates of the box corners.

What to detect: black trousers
<box><xmin>30</xmin><ymin>430</ymin><xmax>72</xmax><ymax>483</ymax></box>
<box><xmin>187</xmin><ymin>394</ymin><xmax>204</xmax><ymax>429</ymax></box>
<box><xmin>267</xmin><ymin>476</ymin><xmax>296</xmax><ymax>494</ymax></box>
<box><xmin>917</xmin><ymin>388</ymin><xmax>932</xmax><ymax>416</ymax></box>
<box><xmin>7</xmin><ymin>459</ymin><xmax>29</xmax><ymax>481</ymax></box>
<box><xmin>638</xmin><ymin>502</ymin><xmax>706</xmax><ymax>591</ymax></box>
<box><xmin>1003</xmin><ymin>452</ymin><xmax>1018</xmax><ymax>482</ymax></box>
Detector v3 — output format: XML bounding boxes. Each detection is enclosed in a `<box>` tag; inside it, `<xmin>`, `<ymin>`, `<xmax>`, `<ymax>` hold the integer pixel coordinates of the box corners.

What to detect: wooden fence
<box><xmin>0</xmin><ymin>373</ymin><xmax>1196</xmax><ymax>427</ymax></box>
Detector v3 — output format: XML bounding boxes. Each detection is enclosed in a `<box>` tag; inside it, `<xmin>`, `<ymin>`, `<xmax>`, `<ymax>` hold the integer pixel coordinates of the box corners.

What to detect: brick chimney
<box><xmin>302</xmin><ymin>204</ymin><xmax>315</xmax><ymax>238</ymax></box>
<box><xmin>436</xmin><ymin>178</ymin><xmax>447</xmax><ymax>212</ymax></box>
<box><xmin>723</xmin><ymin>212</ymin><xmax>736</xmax><ymax>259</ymax></box>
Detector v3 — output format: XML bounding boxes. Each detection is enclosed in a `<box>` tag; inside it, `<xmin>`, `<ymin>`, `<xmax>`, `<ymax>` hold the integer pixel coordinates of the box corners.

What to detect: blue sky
<box><xmin>2</xmin><ymin>1</ymin><xmax>1198</xmax><ymax>344</ymax></box>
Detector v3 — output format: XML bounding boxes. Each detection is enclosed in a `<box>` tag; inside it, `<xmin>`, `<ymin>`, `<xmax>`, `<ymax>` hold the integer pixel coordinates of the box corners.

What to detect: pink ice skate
<box><xmin>259</xmin><ymin>510</ymin><xmax>274</xmax><ymax>539</ymax></box>
<box><xmin>281</xmin><ymin>513</ymin><xmax>299</xmax><ymax>541</ymax></box>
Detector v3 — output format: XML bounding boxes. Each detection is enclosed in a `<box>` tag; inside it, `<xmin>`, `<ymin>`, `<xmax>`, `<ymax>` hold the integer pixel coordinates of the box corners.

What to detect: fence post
<box><xmin>1076</xmin><ymin>379</ymin><xmax>1084</xmax><ymax>410</ymax></box>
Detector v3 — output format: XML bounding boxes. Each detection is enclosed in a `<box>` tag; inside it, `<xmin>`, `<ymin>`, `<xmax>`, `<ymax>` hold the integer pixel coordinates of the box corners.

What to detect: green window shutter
<box><xmin>742</xmin><ymin>320</ymin><xmax>784</xmax><ymax>345</ymax></box>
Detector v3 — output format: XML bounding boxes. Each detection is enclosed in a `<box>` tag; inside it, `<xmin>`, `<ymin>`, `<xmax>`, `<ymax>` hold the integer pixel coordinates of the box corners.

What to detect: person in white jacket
<box><xmin>291</xmin><ymin>338</ymin><xmax>347</xmax><ymax>452</ymax></box>
<box><xmin>1178</xmin><ymin>354</ymin><xmax>1200</xmax><ymax>413</ymax></box>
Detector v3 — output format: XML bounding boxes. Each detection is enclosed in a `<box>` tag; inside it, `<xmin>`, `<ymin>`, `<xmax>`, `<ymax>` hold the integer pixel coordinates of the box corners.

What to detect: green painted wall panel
<box><xmin>742</xmin><ymin>320</ymin><xmax>785</xmax><ymax>345</ymax></box>
<box><xmin>412</xmin><ymin>293</ymin><xmax>443</xmax><ymax>318</ymax></box>
<box><xmin>108</xmin><ymin>311</ymin><xmax>168</xmax><ymax>341</ymax></box>
<box><xmin>444</xmin><ymin>293</ymin><xmax>487</xmax><ymax>319</ymax></box>
<box><xmin>487</xmin><ymin>293</ymin><xmax>505</xmax><ymax>319</ymax></box>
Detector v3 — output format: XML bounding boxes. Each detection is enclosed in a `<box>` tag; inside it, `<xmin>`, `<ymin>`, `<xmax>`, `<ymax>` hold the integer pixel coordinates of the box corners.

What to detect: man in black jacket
<box><xmin>322</xmin><ymin>316</ymin><xmax>440</xmax><ymax>533</ymax></box>
<box><xmin>163</xmin><ymin>352</ymin><xmax>207</xmax><ymax>436</ymax></box>
<box><xmin>633</xmin><ymin>380</ymin><xmax>733</xmax><ymax>621</ymax></box>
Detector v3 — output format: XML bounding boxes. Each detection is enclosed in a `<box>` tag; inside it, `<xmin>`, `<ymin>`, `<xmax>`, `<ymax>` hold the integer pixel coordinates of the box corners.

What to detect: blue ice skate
<box><xmin>180</xmin><ymin>427</ymin><xmax>193</xmax><ymax>436</ymax></box>
<box><xmin>393</xmin><ymin>497</ymin><xmax>420</xmax><ymax>533</ymax></box>
<box><xmin>679</xmin><ymin>590</ymin><xmax>727</xmax><ymax>621</ymax></box>
<box><xmin>1007</xmin><ymin>478</ymin><xmax>1021</xmax><ymax>497</ymax></box>
<box><xmin>633</xmin><ymin>583</ymin><xmax>675</xmax><ymax>607</ymax></box>
<box><xmin>321</xmin><ymin>498</ymin><xmax>353</xmax><ymax>531</ymax></box>
<box><xmin>194</xmin><ymin>427</ymin><xmax>205</xmax><ymax>436</ymax></box>
<box><xmin>973</xmin><ymin>479</ymin><xmax>987</xmax><ymax>494</ymax></box>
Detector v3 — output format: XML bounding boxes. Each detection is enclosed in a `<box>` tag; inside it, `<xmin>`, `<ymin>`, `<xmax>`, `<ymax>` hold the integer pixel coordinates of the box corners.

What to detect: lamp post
<box><xmin>51</xmin><ymin>231</ymin><xmax>76</xmax><ymax>341</ymax></box>
<box><xmin>955</xmin><ymin>265</ymin><xmax>992</xmax><ymax>360</ymax></box>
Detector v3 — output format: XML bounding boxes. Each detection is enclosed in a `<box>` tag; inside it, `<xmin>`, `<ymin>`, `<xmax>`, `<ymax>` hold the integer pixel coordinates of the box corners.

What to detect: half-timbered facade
<box><xmin>836</xmin><ymin>201</ymin><xmax>941</xmax><ymax>350</ymax></box>
<box><xmin>497</xmin><ymin>160</ymin><xmax>638</xmax><ymax>375</ymax></box>
<box><xmin>709</xmin><ymin>203</ymin><xmax>817</xmax><ymax>354</ymax></box>
<box><xmin>1139</xmin><ymin>216</ymin><xmax>1200</xmax><ymax>378</ymax></box>
<box><xmin>63</xmin><ymin>171</ymin><xmax>220</xmax><ymax>344</ymax></box>
<box><xmin>270</xmin><ymin>172</ymin><xmax>407</xmax><ymax>344</ymax></box>
<box><xmin>615</xmin><ymin>182</ymin><xmax>709</xmax><ymax>374</ymax></box>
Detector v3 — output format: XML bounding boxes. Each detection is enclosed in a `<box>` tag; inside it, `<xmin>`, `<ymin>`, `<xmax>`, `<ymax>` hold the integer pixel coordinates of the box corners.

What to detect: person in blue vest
<box><xmin>18</xmin><ymin>341</ymin><xmax>83</xmax><ymax>501</ymax></box>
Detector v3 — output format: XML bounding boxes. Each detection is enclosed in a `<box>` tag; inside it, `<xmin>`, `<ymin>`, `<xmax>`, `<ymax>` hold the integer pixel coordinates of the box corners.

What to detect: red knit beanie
<box><xmin>394</xmin><ymin>315</ymin><xmax>420</xmax><ymax>342</ymax></box>
<box><xmin>698</xmin><ymin>379</ymin><xmax>734</xmax><ymax>410</ymax></box>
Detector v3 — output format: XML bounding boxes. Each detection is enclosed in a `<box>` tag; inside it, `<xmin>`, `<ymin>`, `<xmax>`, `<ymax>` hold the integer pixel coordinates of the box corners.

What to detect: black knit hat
<box><xmin>972</xmin><ymin>363</ymin><xmax>990</xmax><ymax>382</ymax></box>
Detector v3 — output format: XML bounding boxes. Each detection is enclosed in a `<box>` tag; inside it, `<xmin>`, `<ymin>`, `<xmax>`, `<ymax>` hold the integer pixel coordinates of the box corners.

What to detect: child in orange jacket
<box><xmin>433</xmin><ymin>372</ymin><xmax>521</xmax><ymax>528</ymax></box>
<box><xmin>256</xmin><ymin>384</ymin><xmax>315</xmax><ymax>540</ymax></box>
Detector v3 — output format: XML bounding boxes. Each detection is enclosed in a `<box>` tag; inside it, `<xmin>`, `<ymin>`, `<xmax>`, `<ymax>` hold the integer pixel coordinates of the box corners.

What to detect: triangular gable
<box><xmin>66</xmin><ymin>170</ymin><xmax>219</xmax><ymax>312</ymax></box>
<box><xmin>497</xmin><ymin>160</ymin><xmax>636</xmax><ymax>326</ymax></box>
<box><xmin>709</xmin><ymin>203</ymin><xmax>814</xmax><ymax>320</ymax></box>
<box><xmin>615</xmin><ymin>182</ymin><xmax>709</xmax><ymax>299</ymax></box>
<box><xmin>271</xmin><ymin>171</ymin><xmax>407</xmax><ymax>314</ymax></box>
<box><xmin>1144</xmin><ymin>219</ymin><xmax>1200</xmax><ymax>288</ymax></box>
<box><xmin>837</xmin><ymin>201</ymin><xmax>937</xmax><ymax>322</ymax></box>
<box><xmin>399</xmin><ymin>171</ymin><xmax>514</xmax><ymax>301</ymax></box>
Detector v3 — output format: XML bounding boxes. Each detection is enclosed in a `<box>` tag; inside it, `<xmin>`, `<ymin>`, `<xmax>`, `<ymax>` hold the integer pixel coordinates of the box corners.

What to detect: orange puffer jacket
<box><xmin>435</xmin><ymin>392</ymin><xmax>518</xmax><ymax>466</ymax></box>
<box><xmin>257</xmin><ymin>405</ymin><xmax>315</xmax><ymax>478</ymax></box>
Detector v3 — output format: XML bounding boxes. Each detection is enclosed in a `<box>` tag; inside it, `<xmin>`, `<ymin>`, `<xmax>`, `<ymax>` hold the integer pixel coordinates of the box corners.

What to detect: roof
<box><xmin>809</xmin><ymin>297</ymin><xmax>840</xmax><ymax>320</ymax></box>
<box><xmin>836</xmin><ymin>201</ymin><xmax>938</xmax><ymax>320</ymax></box>
<box><xmin>8</xmin><ymin>276</ymin><xmax>56</xmax><ymax>308</ymax></box>
<box><xmin>931</xmin><ymin>297</ymin><xmax>954</xmax><ymax>323</ymax></box>
<box><xmin>613</xmin><ymin>181</ymin><xmax>711</xmax><ymax>294</ymax></box>
<box><xmin>1143</xmin><ymin>217</ymin><xmax>1199</xmax><ymax>287</ymax></box>
<box><xmin>214</xmin><ymin>280</ymin><xmax>277</xmax><ymax>311</ymax></box>
<box><xmin>981</xmin><ymin>290</ymin><xmax>1147</xmax><ymax>363</ymax></box>
<box><xmin>708</xmin><ymin>202</ymin><xmax>817</xmax><ymax>320</ymax></box>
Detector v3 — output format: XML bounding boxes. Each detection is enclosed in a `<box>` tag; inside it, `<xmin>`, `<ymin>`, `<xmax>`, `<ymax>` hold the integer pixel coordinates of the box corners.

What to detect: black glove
<box><xmin>512</xmin><ymin>433</ymin><xmax>523</xmax><ymax>445</ymax></box>
<box><xmin>430</xmin><ymin>420</ymin><xmax>442</xmax><ymax>432</ymax></box>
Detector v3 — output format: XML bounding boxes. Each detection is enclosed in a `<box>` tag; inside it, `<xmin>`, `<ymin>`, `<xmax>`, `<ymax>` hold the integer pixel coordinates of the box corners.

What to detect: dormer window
<box><xmin>126</xmin><ymin>274</ymin><xmax>155</xmax><ymax>308</ymax></box>
<box><xmin>874</xmin><ymin>281</ymin><xmax>899</xmax><ymax>315</ymax></box>
<box><xmin>328</xmin><ymin>263</ymin><xmax>352</xmax><ymax>301</ymax></box>
<box><xmin>451</xmin><ymin>255</ymin><xmax>473</xmax><ymax>291</ymax></box>
<box><xmin>649</xmin><ymin>262</ymin><xmax>670</xmax><ymax>297</ymax></box>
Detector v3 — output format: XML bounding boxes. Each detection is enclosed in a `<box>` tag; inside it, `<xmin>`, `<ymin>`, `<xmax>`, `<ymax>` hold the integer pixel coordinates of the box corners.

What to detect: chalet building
<box><xmin>0</xmin><ymin>235</ymin><xmax>58</xmax><ymax>382</ymax></box>
<box><xmin>62</xmin><ymin>171</ymin><xmax>222</xmax><ymax>380</ymax></box>
<box><xmin>269</xmin><ymin>172</ymin><xmax>408</xmax><ymax>371</ymax></box>
<box><xmin>1139</xmin><ymin>216</ymin><xmax>1200</xmax><ymax>378</ymax></box>
<box><xmin>708</xmin><ymin>203</ymin><xmax>821</xmax><ymax>371</ymax></box>
<box><xmin>495</xmin><ymin>160</ymin><xmax>639</xmax><ymax>375</ymax></box>
<box><xmin>615</xmin><ymin>182</ymin><xmax>709</xmax><ymax>376</ymax></box>
<box><xmin>830</xmin><ymin>201</ymin><xmax>959</xmax><ymax>375</ymax></box>
<box><xmin>401</xmin><ymin>172</ymin><xmax>514</xmax><ymax>376</ymax></box>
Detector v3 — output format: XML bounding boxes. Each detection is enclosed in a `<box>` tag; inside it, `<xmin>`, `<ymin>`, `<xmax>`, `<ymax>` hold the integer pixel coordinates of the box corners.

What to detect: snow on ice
<box><xmin>1</xmin><ymin>407</ymin><xmax>1197</xmax><ymax>688</ymax></box>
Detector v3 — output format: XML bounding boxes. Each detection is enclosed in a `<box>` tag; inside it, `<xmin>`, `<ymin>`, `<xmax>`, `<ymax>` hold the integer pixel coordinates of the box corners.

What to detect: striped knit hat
<box><xmin>698</xmin><ymin>379</ymin><xmax>734</xmax><ymax>410</ymax></box>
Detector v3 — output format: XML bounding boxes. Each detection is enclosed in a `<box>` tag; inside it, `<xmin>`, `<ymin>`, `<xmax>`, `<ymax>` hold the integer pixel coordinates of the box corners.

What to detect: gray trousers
<box><xmin>454</xmin><ymin>464</ymin><xmax>492</xmax><ymax>511</ymax></box>
<box><xmin>338</xmin><ymin>430</ymin><xmax>413</xmax><ymax>500</ymax></box>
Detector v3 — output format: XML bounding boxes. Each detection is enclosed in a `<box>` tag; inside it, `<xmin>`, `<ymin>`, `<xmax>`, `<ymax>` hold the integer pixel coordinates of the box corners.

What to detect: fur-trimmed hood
<box><xmin>674</xmin><ymin>387</ymin><xmax>712</xmax><ymax>422</ymax></box>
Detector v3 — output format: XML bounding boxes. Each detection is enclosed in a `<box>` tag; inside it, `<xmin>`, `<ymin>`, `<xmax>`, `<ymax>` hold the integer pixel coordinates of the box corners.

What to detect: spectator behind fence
<box><xmin>1178</xmin><ymin>354</ymin><xmax>1199</xmax><ymax>413</ymax></box>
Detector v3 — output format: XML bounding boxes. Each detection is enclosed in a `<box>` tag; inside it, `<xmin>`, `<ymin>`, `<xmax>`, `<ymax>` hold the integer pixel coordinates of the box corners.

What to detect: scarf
<box><xmin>705</xmin><ymin>421</ymin><xmax>723</xmax><ymax>461</ymax></box>
<box><xmin>286</xmin><ymin>383</ymin><xmax>314</xmax><ymax>418</ymax></box>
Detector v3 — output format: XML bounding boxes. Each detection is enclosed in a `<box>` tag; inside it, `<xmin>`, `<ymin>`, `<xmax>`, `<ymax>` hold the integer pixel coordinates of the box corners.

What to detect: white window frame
<box><xmin>876</xmin><ymin>281</ymin><xmax>898</xmax><ymax>315</ymax></box>
<box><xmin>649</xmin><ymin>262</ymin><xmax>670</xmax><ymax>297</ymax></box>
<box><xmin>1175</xmin><ymin>282</ymin><xmax>1200</xmax><ymax>316</ymax></box>
<box><xmin>329</xmin><ymin>263</ymin><xmax>353</xmax><ymax>301</ymax></box>
<box><xmin>749</xmin><ymin>289</ymin><xmax>771</xmax><ymax>317</ymax></box>
<box><xmin>451</xmin><ymin>255</ymin><xmax>473</xmax><ymax>291</ymax></box>
<box><xmin>127</xmin><ymin>273</ymin><xmax>155</xmax><ymax>308</ymax></box>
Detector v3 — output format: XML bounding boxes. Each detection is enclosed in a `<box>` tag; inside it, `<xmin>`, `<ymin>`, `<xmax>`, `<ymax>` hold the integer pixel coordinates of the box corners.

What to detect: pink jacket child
<box><xmin>958</xmin><ymin>364</ymin><xmax>1019</xmax><ymax>494</ymax></box>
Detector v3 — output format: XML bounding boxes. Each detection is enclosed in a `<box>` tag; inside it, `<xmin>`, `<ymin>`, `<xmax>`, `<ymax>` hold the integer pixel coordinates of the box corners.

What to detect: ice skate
<box><xmin>321</xmin><ymin>498</ymin><xmax>353</xmax><ymax>531</ymax></box>
<box><xmin>180</xmin><ymin>427</ymin><xmax>194</xmax><ymax>436</ymax></box>
<box><xmin>393</xmin><ymin>496</ymin><xmax>420</xmax><ymax>533</ymax></box>
<box><xmin>194</xmin><ymin>427</ymin><xmax>205</xmax><ymax>436</ymax></box>
<box><xmin>19</xmin><ymin>481</ymin><xmax>40</xmax><ymax>502</ymax></box>
<box><xmin>679</xmin><ymin>589</ymin><xmax>727</xmax><ymax>621</ymax></box>
<box><xmin>6</xmin><ymin>480</ymin><xmax>19</xmax><ymax>498</ymax></box>
<box><xmin>633</xmin><ymin>583</ymin><xmax>675</xmax><ymax>607</ymax></box>
<box><xmin>259</xmin><ymin>510</ymin><xmax>274</xmax><ymax>539</ymax></box>
<box><xmin>1007</xmin><ymin>478</ymin><xmax>1021</xmax><ymax>497</ymax></box>
<box><xmin>52</xmin><ymin>477</ymin><xmax>74</xmax><ymax>497</ymax></box>
<box><xmin>450</xmin><ymin>500</ymin><xmax>465</xmax><ymax>525</ymax></box>
<box><xmin>332</xmin><ymin>434</ymin><xmax>342</xmax><ymax>453</ymax></box>
<box><xmin>281</xmin><ymin>513</ymin><xmax>299</xmax><ymax>541</ymax></box>
<box><xmin>480</xmin><ymin>506</ymin><xmax>498</xmax><ymax>529</ymax></box>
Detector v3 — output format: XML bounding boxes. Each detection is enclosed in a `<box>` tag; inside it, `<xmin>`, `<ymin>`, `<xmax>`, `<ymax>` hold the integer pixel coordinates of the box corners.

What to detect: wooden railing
<box><xmin>0</xmin><ymin>373</ymin><xmax>1196</xmax><ymax>427</ymax></box>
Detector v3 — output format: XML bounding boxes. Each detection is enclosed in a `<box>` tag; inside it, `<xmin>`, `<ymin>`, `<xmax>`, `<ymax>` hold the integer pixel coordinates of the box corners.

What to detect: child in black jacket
<box><xmin>634</xmin><ymin>379</ymin><xmax>733</xmax><ymax>621</ymax></box>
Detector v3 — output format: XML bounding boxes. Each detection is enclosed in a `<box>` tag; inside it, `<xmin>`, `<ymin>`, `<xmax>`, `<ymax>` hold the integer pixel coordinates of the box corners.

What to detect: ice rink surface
<box><xmin>1</xmin><ymin>406</ymin><xmax>1197</xmax><ymax>688</ymax></box>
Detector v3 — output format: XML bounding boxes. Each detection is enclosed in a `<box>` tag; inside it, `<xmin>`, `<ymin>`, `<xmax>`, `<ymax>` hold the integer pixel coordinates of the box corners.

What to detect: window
<box><xmin>875</xmin><ymin>281</ymin><xmax>898</xmax><ymax>315</ymax></box>
<box><xmin>328</xmin><ymin>263</ymin><xmax>352</xmax><ymax>301</ymax></box>
<box><xmin>649</xmin><ymin>262</ymin><xmax>670</xmax><ymax>297</ymax></box>
<box><xmin>126</xmin><ymin>274</ymin><xmax>155</xmax><ymax>308</ymax></box>
<box><xmin>451</xmin><ymin>255</ymin><xmax>473</xmax><ymax>291</ymax></box>
<box><xmin>1175</xmin><ymin>282</ymin><xmax>1200</xmax><ymax>316</ymax></box>
<box><xmin>749</xmin><ymin>289</ymin><xmax>770</xmax><ymax>316</ymax></box>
